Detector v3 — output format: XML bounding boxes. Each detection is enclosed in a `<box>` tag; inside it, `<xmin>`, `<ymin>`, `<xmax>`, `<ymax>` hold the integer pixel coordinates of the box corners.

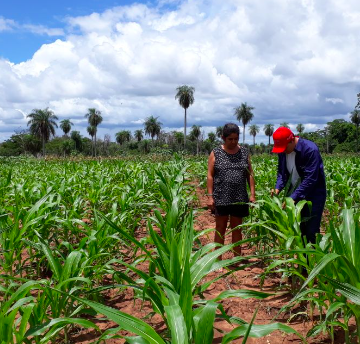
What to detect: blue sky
<box><xmin>0</xmin><ymin>0</ymin><xmax>156</xmax><ymax>62</ymax></box>
<box><xmin>0</xmin><ymin>0</ymin><xmax>359</xmax><ymax>143</ymax></box>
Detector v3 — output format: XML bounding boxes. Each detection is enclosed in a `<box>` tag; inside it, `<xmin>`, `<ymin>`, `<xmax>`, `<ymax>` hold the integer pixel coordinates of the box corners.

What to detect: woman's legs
<box><xmin>215</xmin><ymin>215</ymin><xmax>228</xmax><ymax>260</ymax></box>
<box><xmin>230</xmin><ymin>216</ymin><xmax>243</xmax><ymax>256</ymax></box>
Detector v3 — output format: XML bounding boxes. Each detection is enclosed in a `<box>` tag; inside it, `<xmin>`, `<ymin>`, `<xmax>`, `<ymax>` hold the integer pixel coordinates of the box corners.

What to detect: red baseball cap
<box><xmin>272</xmin><ymin>127</ymin><xmax>294</xmax><ymax>153</ymax></box>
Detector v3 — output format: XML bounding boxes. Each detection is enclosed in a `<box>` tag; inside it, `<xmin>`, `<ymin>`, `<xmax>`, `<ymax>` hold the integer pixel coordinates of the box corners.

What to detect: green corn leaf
<box><xmin>212</xmin><ymin>289</ymin><xmax>272</xmax><ymax>302</ymax></box>
<box><xmin>26</xmin><ymin>317</ymin><xmax>98</xmax><ymax>337</ymax></box>
<box><xmin>193</xmin><ymin>301</ymin><xmax>218</xmax><ymax>344</ymax></box>
<box><xmin>300</xmin><ymin>252</ymin><xmax>340</xmax><ymax>291</ymax></box>
<box><xmin>164</xmin><ymin>304</ymin><xmax>188</xmax><ymax>344</ymax></box>
<box><xmin>72</xmin><ymin>296</ymin><xmax>166</xmax><ymax>344</ymax></box>
<box><xmin>222</xmin><ymin>322</ymin><xmax>304</xmax><ymax>343</ymax></box>
<box><xmin>324</xmin><ymin>276</ymin><xmax>360</xmax><ymax>305</ymax></box>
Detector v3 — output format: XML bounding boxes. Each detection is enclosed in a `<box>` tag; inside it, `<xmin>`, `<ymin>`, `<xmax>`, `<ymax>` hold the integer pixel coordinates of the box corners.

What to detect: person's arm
<box><xmin>290</xmin><ymin>149</ymin><xmax>322</xmax><ymax>202</ymax></box>
<box><xmin>207</xmin><ymin>151</ymin><xmax>215</xmax><ymax>210</ymax></box>
<box><xmin>275</xmin><ymin>154</ymin><xmax>287</xmax><ymax>193</ymax></box>
<box><xmin>247</xmin><ymin>156</ymin><xmax>256</xmax><ymax>202</ymax></box>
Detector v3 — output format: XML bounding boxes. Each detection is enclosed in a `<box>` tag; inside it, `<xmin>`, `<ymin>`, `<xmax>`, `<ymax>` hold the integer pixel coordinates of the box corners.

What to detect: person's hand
<box><xmin>207</xmin><ymin>196</ymin><xmax>215</xmax><ymax>211</ymax></box>
<box><xmin>249</xmin><ymin>194</ymin><xmax>256</xmax><ymax>203</ymax></box>
<box><xmin>271</xmin><ymin>189</ymin><xmax>280</xmax><ymax>197</ymax></box>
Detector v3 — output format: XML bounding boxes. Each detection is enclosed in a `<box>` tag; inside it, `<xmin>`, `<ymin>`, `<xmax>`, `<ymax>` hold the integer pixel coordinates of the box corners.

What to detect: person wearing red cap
<box><xmin>272</xmin><ymin>127</ymin><xmax>326</xmax><ymax>244</ymax></box>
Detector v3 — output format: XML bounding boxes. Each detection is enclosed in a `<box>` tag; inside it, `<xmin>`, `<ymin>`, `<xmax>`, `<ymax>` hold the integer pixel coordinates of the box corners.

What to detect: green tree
<box><xmin>87</xmin><ymin>126</ymin><xmax>96</xmax><ymax>156</ymax></box>
<box><xmin>263</xmin><ymin>124</ymin><xmax>274</xmax><ymax>146</ymax></box>
<box><xmin>234</xmin><ymin>102</ymin><xmax>254</xmax><ymax>144</ymax></box>
<box><xmin>173</xmin><ymin>131</ymin><xmax>184</xmax><ymax>146</ymax></box>
<box><xmin>351</xmin><ymin>109</ymin><xmax>360</xmax><ymax>152</ymax></box>
<box><xmin>85</xmin><ymin>108</ymin><xmax>103</xmax><ymax>157</ymax></box>
<box><xmin>134</xmin><ymin>129</ymin><xmax>143</xmax><ymax>142</ymax></box>
<box><xmin>60</xmin><ymin>119</ymin><xmax>74</xmax><ymax>137</ymax></box>
<box><xmin>248</xmin><ymin>124</ymin><xmax>260</xmax><ymax>147</ymax></box>
<box><xmin>144</xmin><ymin>116</ymin><xmax>162</xmax><ymax>141</ymax></box>
<box><xmin>116</xmin><ymin>130</ymin><xmax>131</xmax><ymax>145</ymax></box>
<box><xmin>189</xmin><ymin>125</ymin><xmax>202</xmax><ymax>155</ymax></box>
<box><xmin>208</xmin><ymin>132</ymin><xmax>216</xmax><ymax>143</ymax></box>
<box><xmin>27</xmin><ymin>108</ymin><xmax>58</xmax><ymax>156</ymax></box>
<box><xmin>216</xmin><ymin>126</ymin><xmax>223</xmax><ymax>138</ymax></box>
<box><xmin>296</xmin><ymin>123</ymin><xmax>305</xmax><ymax>136</ymax></box>
<box><xmin>175</xmin><ymin>85</ymin><xmax>195</xmax><ymax>148</ymax></box>
<box><xmin>62</xmin><ymin>140</ymin><xmax>73</xmax><ymax>157</ymax></box>
<box><xmin>280</xmin><ymin>122</ymin><xmax>289</xmax><ymax>128</ymax></box>
<box><xmin>71</xmin><ymin>131</ymin><xmax>82</xmax><ymax>152</ymax></box>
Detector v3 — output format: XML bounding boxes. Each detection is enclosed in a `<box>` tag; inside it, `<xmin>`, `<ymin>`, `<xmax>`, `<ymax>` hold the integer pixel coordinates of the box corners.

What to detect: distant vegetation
<box><xmin>1</xmin><ymin>91</ymin><xmax>359</xmax><ymax>157</ymax></box>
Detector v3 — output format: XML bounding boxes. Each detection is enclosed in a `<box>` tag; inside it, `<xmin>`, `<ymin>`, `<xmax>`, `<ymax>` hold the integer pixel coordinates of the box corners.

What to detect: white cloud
<box><xmin>0</xmin><ymin>17</ymin><xmax>16</xmax><ymax>31</ymax></box>
<box><xmin>325</xmin><ymin>97</ymin><xmax>344</xmax><ymax>104</ymax></box>
<box><xmin>1</xmin><ymin>0</ymin><xmax>360</xmax><ymax>143</ymax></box>
<box><xmin>23</xmin><ymin>24</ymin><xmax>64</xmax><ymax>36</ymax></box>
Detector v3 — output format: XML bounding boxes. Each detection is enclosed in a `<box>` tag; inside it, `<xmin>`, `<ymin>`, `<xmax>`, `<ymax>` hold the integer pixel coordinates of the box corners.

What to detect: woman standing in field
<box><xmin>207</xmin><ymin>123</ymin><xmax>255</xmax><ymax>259</ymax></box>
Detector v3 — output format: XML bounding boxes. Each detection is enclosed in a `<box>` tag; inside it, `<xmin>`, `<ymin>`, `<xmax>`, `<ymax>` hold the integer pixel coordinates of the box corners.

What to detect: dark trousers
<box><xmin>300</xmin><ymin>194</ymin><xmax>326</xmax><ymax>244</ymax></box>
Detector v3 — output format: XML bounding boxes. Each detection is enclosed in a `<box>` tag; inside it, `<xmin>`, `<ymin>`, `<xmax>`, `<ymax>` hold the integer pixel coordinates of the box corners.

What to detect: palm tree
<box><xmin>208</xmin><ymin>132</ymin><xmax>216</xmax><ymax>143</ymax></box>
<box><xmin>85</xmin><ymin>108</ymin><xmax>103</xmax><ymax>157</ymax></box>
<box><xmin>351</xmin><ymin>109</ymin><xmax>360</xmax><ymax>152</ymax></box>
<box><xmin>87</xmin><ymin>126</ymin><xmax>96</xmax><ymax>156</ymax></box>
<box><xmin>175</xmin><ymin>85</ymin><xmax>195</xmax><ymax>148</ymax></box>
<box><xmin>263</xmin><ymin>124</ymin><xmax>275</xmax><ymax>146</ymax></box>
<box><xmin>190</xmin><ymin>125</ymin><xmax>202</xmax><ymax>155</ymax></box>
<box><xmin>60</xmin><ymin>119</ymin><xmax>73</xmax><ymax>137</ymax></box>
<box><xmin>70</xmin><ymin>131</ymin><xmax>82</xmax><ymax>152</ymax></box>
<box><xmin>144</xmin><ymin>116</ymin><xmax>162</xmax><ymax>141</ymax></box>
<box><xmin>27</xmin><ymin>108</ymin><xmax>58</xmax><ymax>156</ymax></box>
<box><xmin>216</xmin><ymin>126</ymin><xmax>223</xmax><ymax>138</ymax></box>
<box><xmin>296</xmin><ymin>123</ymin><xmax>305</xmax><ymax>136</ymax></box>
<box><xmin>115</xmin><ymin>131</ymin><xmax>131</xmax><ymax>145</ymax></box>
<box><xmin>134</xmin><ymin>129</ymin><xmax>143</xmax><ymax>142</ymax></box>
<box><xmin>280</xmin><ymin>122</ymin><xmax>290</xmax><ymax>128</ymax></box>
<box><xmin>248</xmin><ymin>124</ymin><xmax>260</xmax><ymax>147</ymax></box>
<box><xmin>234</xmin><ymin>102</ymin><xmax>254</xmax><ymax>144</ymax></box>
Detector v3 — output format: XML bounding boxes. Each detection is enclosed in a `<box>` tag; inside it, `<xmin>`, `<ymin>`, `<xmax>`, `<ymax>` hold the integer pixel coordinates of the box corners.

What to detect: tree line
<box><xmin>1</xmin><ymin>89</ymin><xmax>359</xmax><ymax>156</ymax></box>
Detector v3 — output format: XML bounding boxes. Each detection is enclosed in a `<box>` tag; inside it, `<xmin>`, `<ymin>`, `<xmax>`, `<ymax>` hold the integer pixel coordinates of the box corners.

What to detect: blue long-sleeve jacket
<box><xmin>275</xmin><ymin>138</ymin><xmax>326</xmax><ymax>202</ymax></box>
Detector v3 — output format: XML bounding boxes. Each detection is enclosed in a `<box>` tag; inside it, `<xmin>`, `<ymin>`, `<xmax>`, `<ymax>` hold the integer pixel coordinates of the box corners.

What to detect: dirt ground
<box><xmin>69</xmin><ymin>187</ymin><xmax>353</xmax><ymax>344</ymax></box>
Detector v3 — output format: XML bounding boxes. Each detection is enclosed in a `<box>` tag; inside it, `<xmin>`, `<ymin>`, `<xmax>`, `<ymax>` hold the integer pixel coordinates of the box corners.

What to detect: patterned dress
<box><xmin>213</xmin><ymin>146</ymin><xmax>249</xmax><ymax>206</ymax></box>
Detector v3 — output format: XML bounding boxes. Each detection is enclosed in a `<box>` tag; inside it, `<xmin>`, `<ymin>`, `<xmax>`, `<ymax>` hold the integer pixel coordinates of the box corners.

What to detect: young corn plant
<box><xmin>282</xmin><ymin>208</ymin><xmax>360</xmax><ymax>343</ymax></box>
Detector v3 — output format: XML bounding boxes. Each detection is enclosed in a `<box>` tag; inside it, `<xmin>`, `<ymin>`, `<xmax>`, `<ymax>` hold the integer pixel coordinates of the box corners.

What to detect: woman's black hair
<box><xmin>222</xmin><ymin>123</ymin><xmax>240</xmax><ymax>138</ymax></box>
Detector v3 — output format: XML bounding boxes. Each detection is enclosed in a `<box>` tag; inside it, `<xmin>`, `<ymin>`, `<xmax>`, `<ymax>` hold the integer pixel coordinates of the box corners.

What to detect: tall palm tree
<box><xmin>351</xmin><ymin>109</ymin><xmax>360</xmax><ymax>152</ymax></box>
<box><xmin>234</xmin><ymin>102</ymin><xmax>254</xmax><ymax>144</ymax></box>
<box><xmin>208</xmin><ymin>132</ymin><xmax>216</xmax><ymax>143</ymax></box>
<box><xmin>280</xmin><ymin>122</ymin><xmax>290</xmax><ymax>128</ymax></box>
<box><xmin>87</xmin><ymin>126</ymin><xmax>96</xmax><ymax>156</ymax></box>
<box><xmin>216</xmin><ymin>126</ymin><xmax>223</xmax><ymax>138</ymax></box>
<box><xmin>134</xmin><ymin>129</ymin><xmax>143</xmax><ymax>142</ymax></box>
<box><xmin>85</xmin><ymin>108</ymin><xmax>103</xmax><ymax>157</ymax></box>
<box><xmin>144</xmin><ymin>116</ymin><xmax>162</xmax><ymax>141</ymax></box>
<box><xmin>175</xmin><ymin>85</ymin><xmax>195</xmax><ymax>148</ymax></box>
<box><xmin>249</xmin><ymin>124</ymin><xmax>260</xmax><ymax>146</ymax></box>
<box><xmin>27</xmin><ymin>108</ymin><xmax>58</xmax><ymax>156</ymax></box>
<box><xmin>296</xmin><ymin>123</ymin><xmax>305</xmax><ymax>136</ymax></box>
<box><xmin>190</xmin><ymin>125</ymin><xmax>202</xmax><ymax>155</ymax></box>
<box><xmin>60</xmin><ymin>119</ymin><xmax>74</xmax><ymax>137</ymax></box>
<box><xmin>263</xmin><ymin>124</ymin><xmax>274</xmax><ymax>146</ymax></box>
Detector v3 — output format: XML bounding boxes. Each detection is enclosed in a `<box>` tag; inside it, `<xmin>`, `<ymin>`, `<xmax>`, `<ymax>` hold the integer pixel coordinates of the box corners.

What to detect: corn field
<box><xmin>0</xmin><ymin>154</ymin><xmax>360</xmax><ymax>344</ymax></box>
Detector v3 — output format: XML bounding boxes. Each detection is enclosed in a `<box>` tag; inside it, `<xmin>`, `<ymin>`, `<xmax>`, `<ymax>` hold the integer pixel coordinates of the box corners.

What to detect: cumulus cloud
<box><xmin>1</xmin><ymin>0</ymin><xmax>360</xmax><ymax>143</ymax></box>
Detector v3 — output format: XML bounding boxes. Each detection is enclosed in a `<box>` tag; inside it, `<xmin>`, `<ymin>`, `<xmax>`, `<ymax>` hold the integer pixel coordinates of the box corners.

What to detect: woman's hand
<box><xmin>207</xmin><ymin>196</ymin><xmax>215</xmax><ymax>210</ymax></box>
<box><xmin>249</xmin><ymin>194</ymin><xmax>256</xmax><ymax>203</ymax></box>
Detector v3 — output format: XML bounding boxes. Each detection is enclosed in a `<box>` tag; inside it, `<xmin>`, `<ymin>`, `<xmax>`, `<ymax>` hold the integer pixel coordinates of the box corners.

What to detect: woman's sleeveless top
<box><xmin>213</xmin><ymin>146</ymin><xmax>249</xmax><ymax>206</ymax></box>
